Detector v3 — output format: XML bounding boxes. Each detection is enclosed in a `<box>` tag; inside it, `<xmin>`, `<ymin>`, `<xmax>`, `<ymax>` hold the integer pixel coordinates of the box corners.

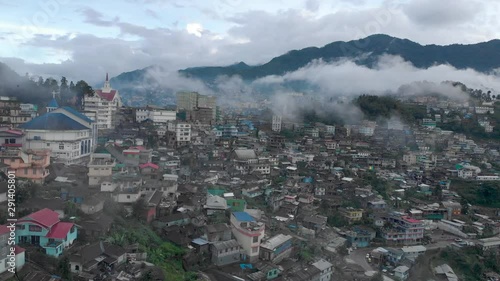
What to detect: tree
<box><xmin>74</xmin><ymin>80</ymin><xmax>94</xmax><ymax>108</ymax></box>
<box><xmin>132</xmin><ymin>198</ymin><xmax>147</xmax><ymax>220</ymax></box>
<box><xmin>58</xmin><ymin>256</ymin><xmax>72</xmax><ymax>281</ymax></box>
<box><xmin>60</xmin><ymin>76</ymin><xmax>69</xmax><ymax>95</ymax></box>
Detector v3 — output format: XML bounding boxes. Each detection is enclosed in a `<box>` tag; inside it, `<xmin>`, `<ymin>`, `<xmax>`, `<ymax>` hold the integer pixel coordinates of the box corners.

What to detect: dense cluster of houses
<box><xmin>0</xmin><ymin>80</ymin><xmax>498</xmax><ymax>281</ymax></box>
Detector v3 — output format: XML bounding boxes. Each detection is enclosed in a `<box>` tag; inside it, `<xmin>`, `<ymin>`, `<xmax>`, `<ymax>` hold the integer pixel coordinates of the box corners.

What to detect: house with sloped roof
<box><xmin>69</xmin><ymin>241</ymin><xmax>126</xmax><ymax>275</ymax></box>
<box><xmin>19</xmin><ymin>106</ymin><xmax>97</xmax><ymax>164</ymax></box>
<box><xmin>15</xmin><ymin>208</ymin><xmax>77</xmax><ymax>257</ymax></box>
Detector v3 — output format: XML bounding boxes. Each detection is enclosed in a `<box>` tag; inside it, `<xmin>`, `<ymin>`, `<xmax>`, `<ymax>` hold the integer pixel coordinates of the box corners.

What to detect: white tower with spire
<box><xmin>82</xmin><ymin>72</ymin><xmax>122</xmax><ymax>129</ymax></box>
<box><xmin>102</xmin><ymin>72</ymin><xmax>112</xmax><ymax>92</ymax></box>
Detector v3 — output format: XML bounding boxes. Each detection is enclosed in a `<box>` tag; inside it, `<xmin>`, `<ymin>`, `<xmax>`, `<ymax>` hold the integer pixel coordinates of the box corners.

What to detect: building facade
<box><xmin>259</xmin><ymin>234</ymin><xmax>293</xmax><ymax>263</ymax></box>
<box><xmin>83</xmin><ymin>73</ymin><xmax>122</xmax><ymax>129</ymax></box>
<box><xmin>20</xmin><ymin>106</ymin><xmax>97</xmax><ymax>164</ymax></box>
<box><xmin>87</xmin><ymin>153</ymin><xmax>115</xmax><ymax>186</ymax></box>
<box><xmin>272</xmin><ymin>115</ymin><xmax>282</xmax><ymax>132</ymax></box>
<box><xmin>230</xmin><ymin>212</ymin><xmax>265</xmax><ymax>262</ymax></box>
<box><xmin>16</xmin><ymin>208</ymin><xmax>77</xmax><ymax>257</ymax></box>
<box><xmin>0</xmin><ymin>149</ymin><xmax>50</xmax><ymax>183</ymax></box>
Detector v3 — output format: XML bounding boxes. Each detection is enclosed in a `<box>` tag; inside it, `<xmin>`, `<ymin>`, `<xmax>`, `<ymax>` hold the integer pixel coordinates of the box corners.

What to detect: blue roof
<box><xmin>233</xmin><ymin>212</ymin><xmax>255</xmax><ymax>222</ymax></box>
<box><xmin>19</xmin><ymin>113</ymin><xmax>89</xmax><ymax>130</ymax></box>
<box><xmin>48</xmin><ymin>98</ymin><xmax>59</xmax><ymax>108</ymax></box>
<box><xmin>60</xmin><ymin>106</ymin><xmax>94</xmax><ymax>123</ymax></box>
<box><xmin>191</xmin><ymin>238</ymin><xmax>208</xmax><ymax>245</ymax></box>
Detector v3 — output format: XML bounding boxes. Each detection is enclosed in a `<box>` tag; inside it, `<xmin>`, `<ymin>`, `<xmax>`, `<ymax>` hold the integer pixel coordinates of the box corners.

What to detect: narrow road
<box><xmin>345</xmin><ymin>247</ymin><xmax>373</xmax><ymax>272</ymax></box>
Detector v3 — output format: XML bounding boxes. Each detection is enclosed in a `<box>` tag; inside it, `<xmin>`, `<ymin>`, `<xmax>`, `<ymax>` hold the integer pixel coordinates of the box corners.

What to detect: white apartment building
<box><xmin>135</xmin><ymin>106</ymin><xmax>177</xmax><ymax>124</ymax></box>
<box><xmin>230</xmin><ymin>212</ymin><xmax>265</xmax><ymax>262</ymax></box>
<box><xmin>20</xmin><ymin>106</ymin><xmax>97</xmax><ymax>164</ymax></box>
<box><xmin>83</xmin><ymin>73</ymin><xmax>122</xmax><ymax>129</ymax></box>
<box><xmin>272</xmin><ymin>115</ymin><xmax>282</xmax><ymax>132</ymax></box>
<box><xmin>166</xmin><ymin>122</ymin><xmax>191</xmax><ymax>147</ymax></box>
<box><xmin>475</xmin><ymin>106</ymin><xmax>494</xmax><ymax>115</ymax></box>
<box><xmin>135</xmin><ymin>108</ymin><xmax>149</xmax><ymax>123</ymax></box>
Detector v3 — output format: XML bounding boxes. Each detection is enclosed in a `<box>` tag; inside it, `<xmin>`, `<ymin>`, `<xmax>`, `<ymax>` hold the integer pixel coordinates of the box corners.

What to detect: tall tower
<box><xmin>272</xmin><ymin>115</ymin><xmax>282</xmax><ymax>132</ymax></box>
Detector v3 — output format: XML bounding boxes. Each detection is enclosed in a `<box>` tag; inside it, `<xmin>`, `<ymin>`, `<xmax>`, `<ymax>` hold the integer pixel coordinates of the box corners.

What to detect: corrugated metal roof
<box><xmin>232</xmin><ymin>212</ymin><xmax>254</xmax><ymax>222</ymax></box>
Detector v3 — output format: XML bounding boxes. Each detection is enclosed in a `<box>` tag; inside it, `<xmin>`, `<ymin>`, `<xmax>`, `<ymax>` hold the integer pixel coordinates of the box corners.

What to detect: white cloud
<box><xmin>186</xmin><ymin>23</ymin><xmax>204</xmax><ymax>37</ymax></box>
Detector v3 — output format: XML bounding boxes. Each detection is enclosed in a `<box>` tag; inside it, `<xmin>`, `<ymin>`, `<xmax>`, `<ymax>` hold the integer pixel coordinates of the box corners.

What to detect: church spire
<box><xmin>103</xmin><ymin>72</ymin><xmax>111</xmax><ymax>92</ymax></box>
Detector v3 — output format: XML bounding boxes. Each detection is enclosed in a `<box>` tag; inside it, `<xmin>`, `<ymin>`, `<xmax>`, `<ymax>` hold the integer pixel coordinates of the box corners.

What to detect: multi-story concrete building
<box><xmin>176</xmin><ymin>91</ymin><xmax>216</xmax><ymax>119</ymax></box>
<box><xmin>20</xmin><ymin>106</ymin><xmax>97</xmax><ymax>164</ymax></box>
<box><xmin>0</xmin><ymin>96</ymin><xmax>36</xmax><ymax>127</ymax></box>
<box><xmin>87</xmin><ymin>153</ymin><xmax>115</xmax><ymax>186</ymax></box>
<box><xmin>381</xmin><ymin>215</ymin><xmax>424</xmax><ymax>245</ymax></box>
<box><xmin>188</xmin><ymin>107</ymin><xmax>214</xmax><ymax>125</ymax></box>
<box><xmin>0</xmin><ymin>149</ymin><xmax>51</xmax><ymax>183</ymax></box>
<box><xmin>83</xmin><ymin>73</ymin><xmax>122</xmax><ymax>129</ymax></box>
<box><xmin>135</xmin><ymin>106</ymin><xmax>176</xmax><ymax>124</ymax></box>
<box><xmin>230</xmin><ymin>212</ymin><xmax>265</xmax><ymax>262</ymax></box>
<box><xmin>0</xmin><ymin>127</ymin><xmax>24</xmax><ymax>149</ymax></box>
<box><xmin>272</xmin><ymin>115</ymin><xmax>282</xmax><ymax>132</ymax></box>
<box><xmin>165</xmin><ymin>122</ymin><xmax>191</xmax><ymax>148</ymax></box>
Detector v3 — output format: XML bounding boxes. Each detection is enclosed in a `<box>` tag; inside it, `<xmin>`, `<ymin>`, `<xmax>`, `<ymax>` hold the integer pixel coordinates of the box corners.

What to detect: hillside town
<box><xmin>0</xmin><ymin>75</ymin><xmax>498</xmax><ymax>281</ymax></box>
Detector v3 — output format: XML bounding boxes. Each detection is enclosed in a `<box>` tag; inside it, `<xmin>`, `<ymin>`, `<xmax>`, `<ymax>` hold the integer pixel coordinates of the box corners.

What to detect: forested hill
<box><xmin>179</xmin><ymin>34</ymin><xmax>500</xmax><ymax>82</ymax></box>
<box><xmin>0</xmin><ymin>62</ymin><xmax>94</xmax><ymax>107</ymax></box>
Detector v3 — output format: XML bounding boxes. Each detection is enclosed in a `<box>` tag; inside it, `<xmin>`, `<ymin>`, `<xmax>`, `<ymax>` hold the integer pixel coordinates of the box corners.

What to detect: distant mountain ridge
<box><xmin>179</xmin><ymin>34</ymin><xmax>500</xmax><ymax>81</ymax></box>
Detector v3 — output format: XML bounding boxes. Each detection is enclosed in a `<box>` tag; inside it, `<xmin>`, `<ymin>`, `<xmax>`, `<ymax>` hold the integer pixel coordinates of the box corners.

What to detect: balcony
<box><xmin>43</xmin><ymin>240</ymin><xmax>63</xmax><ymax>248</ymax></box>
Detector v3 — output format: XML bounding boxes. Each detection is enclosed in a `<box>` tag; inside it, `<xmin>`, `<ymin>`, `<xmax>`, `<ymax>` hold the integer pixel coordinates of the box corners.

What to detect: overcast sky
<box><xmin>0</xmin><ymin>0</ymin><xmax>499</xmax><ymax>83</ymax></box>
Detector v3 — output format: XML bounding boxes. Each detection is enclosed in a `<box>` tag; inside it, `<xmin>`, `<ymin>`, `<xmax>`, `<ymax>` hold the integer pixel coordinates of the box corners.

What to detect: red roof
<box><xmin>402</xmin><ymin>216</ymin><xmax>421</xmax><ymax>223</ymax></box>
<box><xmin>46</xmin><ymin>222</ymin><xmax>74</xmax><ymax>239</ymax></box>
<box><xmin>2</xmin><ymin>143</ymin><xmax>22</xmax><ymax>147</ymax></box>
<box><xmin>5</xmin><ymin>130</ymin><xmax>23</xmax><ymax>136</ymax></box>
<box><xmin>123</xmin><ymin>150</ymin><xmax>139</xmax><ymax>155</ymax></box>
<box><xmin>129</xmin><ymin>146</ymin><xmax>146</xmax><ymax>151</ymax></box>
<box><xmin>0</xmin><ymin>225</ymin><xmax>9</xmax><ymax>235</ymax></box>
<box><xmin>14</xmin><ymin>246</ymin><xmax>25</xmax><ymax>254</ymax></box>
<box><xmin>139</xmin><ymin>163</ymin><xmax>159</xmax><ymax>169</ymax></box>
<box><xmin>95</xmin><ymin>89</ymin><xmax>117</xmax><ymax>101</ymax></box>
<box><xmin>20</xmin><ymin>208</ymin><xmax>59</xmax><ymax>228</ymax></box>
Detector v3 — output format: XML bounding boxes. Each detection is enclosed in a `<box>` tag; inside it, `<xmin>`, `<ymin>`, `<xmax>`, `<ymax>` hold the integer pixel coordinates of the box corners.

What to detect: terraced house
<box><xmin>16</xmin><ymin>208</ymin><xmax>77</xmax><ymax>257</ymax></box>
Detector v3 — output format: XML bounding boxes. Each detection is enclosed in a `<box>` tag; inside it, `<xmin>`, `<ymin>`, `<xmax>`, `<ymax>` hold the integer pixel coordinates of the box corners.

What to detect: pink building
<box><xmin>0</xmin><ymin>149</ymin><xmax>50</xmax><ymax>183</ymax></box>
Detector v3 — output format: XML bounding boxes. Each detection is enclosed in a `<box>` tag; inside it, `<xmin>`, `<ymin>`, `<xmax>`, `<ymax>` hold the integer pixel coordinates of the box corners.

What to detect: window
<box><xmin>127</xmin><ymin>195</ymin><xmax>130</xmax><ymax>199</ymax></box>
<box><xmin>32</xmin><ymin>169</ymin><xmax>36</xmax><ymax>175</ymax></box>
<box><xmin>59</xmin><ymin>143</ymin><xmax>64</xmax><ymax>149</ymax></box>
<box><xmin>74</xmin><ymin>265</ymin><xmax>80</xmax><ymax>271</ymax></box>
<box><xmin>46</xmin><ymin>143</ymin><xmax>50</xmax><ymax>147</ymax></box>
<box><xmin>29</xmin><ymin>225</ymin><xmax>42</xmax><ymax>232</ymax></box>
<box><xmin>9</xmin><ymin>139</ymin><xmax>15</xmax><ymax>144</ymax></box>
<box><xmin>252</xmin><ymin>247</ymin><xmax>258</xmax><ymax>253</ymax></box>
<box><xmin>4</xmin><ymin>139</ymin><xmax>7</xmax><ymax>144</ymax></box>
<box><xmin>24</xmin><ymin>168</ymin><xmax>28</xmax><ymax>175</ymax></box>
<box><xmin>253</xmin><ymin>236</ymin><xmax>258</xmax><ymax>243</ymax></box>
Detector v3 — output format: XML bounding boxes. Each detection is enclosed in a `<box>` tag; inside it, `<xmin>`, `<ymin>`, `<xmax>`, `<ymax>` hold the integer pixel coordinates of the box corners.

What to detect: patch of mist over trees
<box><xmin>0</xmin><ymin>62</ymin><xmax>94</xmax><ymax>108</ymax></box>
